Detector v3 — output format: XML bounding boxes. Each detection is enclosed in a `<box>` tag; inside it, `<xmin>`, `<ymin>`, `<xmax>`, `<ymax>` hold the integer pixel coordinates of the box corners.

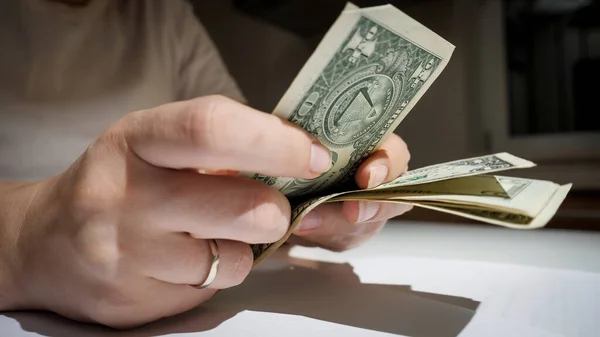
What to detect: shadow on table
<box><xmin>5</xmin><ymin>253</ymin><xmax>479</xmax><ymax>337</ymax></box>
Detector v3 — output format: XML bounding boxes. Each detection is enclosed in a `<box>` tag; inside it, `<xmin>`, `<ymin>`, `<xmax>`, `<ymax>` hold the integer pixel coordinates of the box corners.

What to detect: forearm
<box><xmin>0</xmin><ymin>181</ymin><xmax>40</xmax><ymax>310</ymax></box>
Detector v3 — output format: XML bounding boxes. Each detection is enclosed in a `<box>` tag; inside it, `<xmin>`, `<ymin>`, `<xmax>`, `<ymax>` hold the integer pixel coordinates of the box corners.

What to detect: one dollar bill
<box><xmin>245</xmin><ymin>3</ymin><xmax>455</xmax><ymax>198</ymax></box>
<box><xmin>245</xmin><ymin>4</ymin><xmax>571</xmax><ymax>266</ymax></box>
<box><xmin>251</xmin><ymin>153</ymin><xmax>572</xmax><ymax>266</ymax></box>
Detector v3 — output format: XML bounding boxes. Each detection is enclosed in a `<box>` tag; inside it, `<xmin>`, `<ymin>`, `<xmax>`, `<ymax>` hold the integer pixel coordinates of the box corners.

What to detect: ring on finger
<box><xmin>190</xmin><ymin>239</ymin><xmax>220</xmax><ymax>289</ymax></box>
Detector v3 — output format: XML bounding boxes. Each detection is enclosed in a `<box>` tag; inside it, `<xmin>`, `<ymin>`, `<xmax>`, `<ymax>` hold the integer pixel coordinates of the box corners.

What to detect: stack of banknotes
<box><xmin>244</xmin><ymin>3</ymin><xmax>572</xmax><ymax>265</ymax></box>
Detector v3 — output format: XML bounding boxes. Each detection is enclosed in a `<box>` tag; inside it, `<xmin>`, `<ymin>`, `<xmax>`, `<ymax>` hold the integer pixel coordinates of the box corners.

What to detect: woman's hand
<box><xmin>0</xmin><ymin>95</ymin><xmax>332</xmax><ymax>328</ymax></box>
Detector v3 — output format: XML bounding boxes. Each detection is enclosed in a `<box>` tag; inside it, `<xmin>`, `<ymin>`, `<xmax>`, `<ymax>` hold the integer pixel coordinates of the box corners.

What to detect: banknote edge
<box><xmin>528</xmin><ymin>183</ymin><xmax>572</xmax><ymax>228</ymax></box>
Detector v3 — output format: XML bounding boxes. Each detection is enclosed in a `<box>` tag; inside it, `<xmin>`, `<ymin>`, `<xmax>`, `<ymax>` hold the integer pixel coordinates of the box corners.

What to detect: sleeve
<box><xmin>168</xmin><ymin>0</ymin><xmax>246</xmax><ymax>103</ymax></box>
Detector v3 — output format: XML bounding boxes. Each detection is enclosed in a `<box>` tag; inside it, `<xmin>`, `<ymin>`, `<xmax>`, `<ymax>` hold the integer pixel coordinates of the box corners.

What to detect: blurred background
<box><xmin>190</xmin><ymin>0</ymin><xmax>600</xmax><ymax>230</ymax></box>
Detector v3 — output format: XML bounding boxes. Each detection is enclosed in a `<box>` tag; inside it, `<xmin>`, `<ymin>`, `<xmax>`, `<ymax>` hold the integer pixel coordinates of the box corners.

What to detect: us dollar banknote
<box><xmin>361</xmin><ymin>182</ymin><xmax>572</xmax><ymax>230</ymax></box>
<box><xmin>251</xmin><ymin>153</ymin><xmax>572</xmax><ymax>265</ymax></box>
<box><xmin>246</xmin><ymin>3</ymin><xmax>454</xmax><ymax>198</ymax></box>
<box><xmin>246</xmin><ymin>4</ymin><xmax>571</xmax><ymax>265</ymax></box>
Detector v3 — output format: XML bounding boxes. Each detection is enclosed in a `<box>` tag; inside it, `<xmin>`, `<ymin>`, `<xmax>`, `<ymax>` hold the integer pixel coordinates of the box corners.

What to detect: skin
<box><xmin>292</xmin><ymin>131</ymin><xmax>412</xmax><ymax>251</ymax></box>
<box><xmin>0</xmin><ymin>97</ymin><xmax>411</xmax><ymax>328</ymax></box>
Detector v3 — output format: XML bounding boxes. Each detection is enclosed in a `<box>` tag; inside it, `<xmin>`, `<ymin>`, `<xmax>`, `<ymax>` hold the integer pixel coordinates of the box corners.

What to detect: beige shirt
<box><xmin>0</xmin><ymin>0</ymin><xmax>245</xmax><ymax>181</ymax></box>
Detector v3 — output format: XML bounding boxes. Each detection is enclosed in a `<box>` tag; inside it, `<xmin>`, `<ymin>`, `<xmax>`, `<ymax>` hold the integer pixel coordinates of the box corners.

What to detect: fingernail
<box><xmin>296</xmin><ymin>211</ymin><xmax>322</xmax><ymax>232</ymax></box>
<box><xmin>367</xmin><ymin>165</ymin><xmax>388</xmax><ymax>188</ymax></box>
<box><xmin>357</xmin><ymin>201</ymin><xmax>380</xmax><ymax>223</ymax></box>
<box><xmin>310</xmin><ymin>143</ymin><xmax>331</xmax><ymax>173</ymax></box>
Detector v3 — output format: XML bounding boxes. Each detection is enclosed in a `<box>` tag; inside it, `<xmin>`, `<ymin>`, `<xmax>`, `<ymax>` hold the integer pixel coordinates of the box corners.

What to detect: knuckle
<box><xmin>65</xmin><ymin>163</ymin><xmax>126</xmax><ymax>230</ymax></box>
<box><xmin>243</xmin><ymin>187</ymin><xmax>290</xmax><ymax>243</ymax></box>
<box><xmin>69</xmin><ymin>183</ymin><xmax>120</xmax><ymax>223</ymax></box>
<box><xmin>183</xmin><ymin>96</ymin><xmax>229</xmax><ymax>153</ymax></box>
<box><xmin>74</xmin><ymin>219</ymin><xmax>123</xmax><ymax>277</ymax></box>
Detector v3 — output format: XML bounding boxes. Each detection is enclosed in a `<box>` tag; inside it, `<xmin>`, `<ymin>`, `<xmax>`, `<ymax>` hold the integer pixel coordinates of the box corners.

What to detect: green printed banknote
<box><xmin>244</xmin><ymin>3</ymin><xmax>571</xmax><ymax>266</ymax></box>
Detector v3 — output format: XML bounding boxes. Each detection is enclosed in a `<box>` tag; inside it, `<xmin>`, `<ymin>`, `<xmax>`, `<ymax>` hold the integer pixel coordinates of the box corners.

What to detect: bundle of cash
<box><xmin>246</xmin><ymin>3</ymin><xmax>571</xmax><ymax>265</ymax></box>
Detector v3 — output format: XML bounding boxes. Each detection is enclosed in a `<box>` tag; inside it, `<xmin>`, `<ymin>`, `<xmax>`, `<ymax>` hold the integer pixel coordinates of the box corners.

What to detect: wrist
<box><xmin>0</xmin><ymin>180</ymin><xmax>48</xmax><ymax>310</ymax></box>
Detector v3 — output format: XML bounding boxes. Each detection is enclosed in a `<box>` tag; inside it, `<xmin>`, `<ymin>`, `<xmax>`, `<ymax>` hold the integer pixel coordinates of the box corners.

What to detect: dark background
<box><xmin>190</xmin><ymin>0</ymin><xmax>600</xmax><ymax>230</ymax></box>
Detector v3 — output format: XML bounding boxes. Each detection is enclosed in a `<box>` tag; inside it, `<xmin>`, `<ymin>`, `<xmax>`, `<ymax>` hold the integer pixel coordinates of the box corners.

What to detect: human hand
<box><xmin>290</xmin><ymin>134</ymin><xmax>413</xmax><ymax>251</ymax></box>
<box><xmin>1</xmin><ymin>96</ymin><xmax>332</xmax><ymax>328</ymax></box>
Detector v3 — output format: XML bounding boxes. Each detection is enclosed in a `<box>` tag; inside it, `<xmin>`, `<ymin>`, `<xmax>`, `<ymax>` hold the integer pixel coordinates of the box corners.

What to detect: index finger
<box><xmin>123</xmin><ymin>95</ymin><xmax>331</xmax><ymax>179</ymax></box>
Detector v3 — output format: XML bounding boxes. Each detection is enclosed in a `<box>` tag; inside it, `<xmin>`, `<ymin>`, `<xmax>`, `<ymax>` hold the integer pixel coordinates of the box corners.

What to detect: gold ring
<box><xmin>190</xmin><ymin>239</ymin><xmax>220</xmax><ymax>289</ymax></box>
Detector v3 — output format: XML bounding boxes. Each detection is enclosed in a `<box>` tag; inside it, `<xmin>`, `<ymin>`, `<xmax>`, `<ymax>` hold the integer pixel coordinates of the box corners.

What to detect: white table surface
<box><xmin>1</xmin><ymin>221</ymin><xmax>599</xmax><ymax>337</ymax></box>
